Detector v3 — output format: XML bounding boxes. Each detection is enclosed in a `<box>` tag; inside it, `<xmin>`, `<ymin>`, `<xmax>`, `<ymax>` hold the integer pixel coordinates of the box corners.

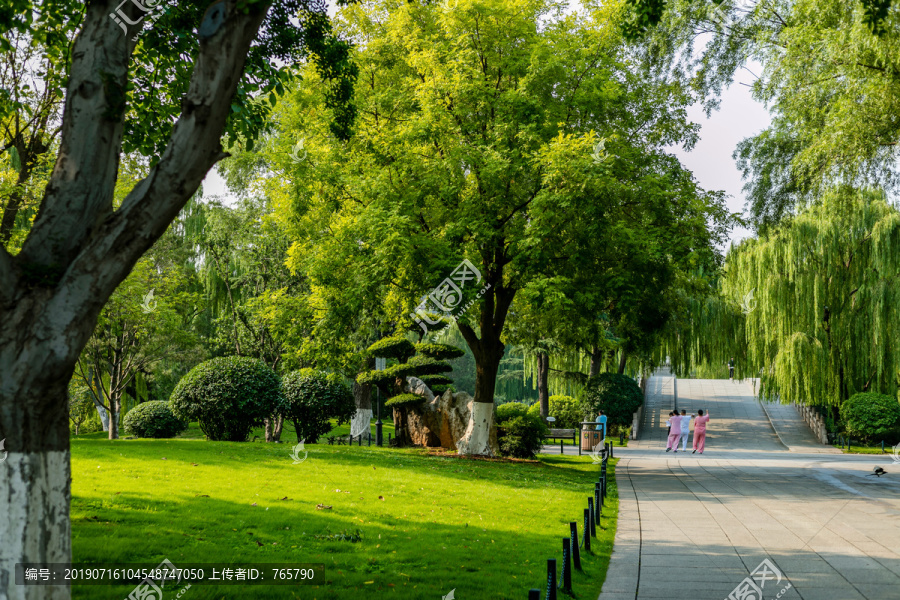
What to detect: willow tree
<box><xmin>690</xmin><ymin>189</ymin><xmax>900</xmax><ymax>412</ymax></box>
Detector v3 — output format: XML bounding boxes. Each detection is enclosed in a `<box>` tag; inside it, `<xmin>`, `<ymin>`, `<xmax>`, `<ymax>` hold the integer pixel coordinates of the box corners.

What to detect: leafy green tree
<box><xmin>580</xmin><ymin>372</ymin><xmax>643</xmax><ymax>426</ymax></box>
<box><xmin>666</xmin><ymin>189</ymin><xmax>900</xmax><ymax>421</ymax></box>
<box><xmin>271</xmin><ymin>0</ymin><xmax>723</xmax><ymax>455</ymax></box>
<box><xmin>0</xmin><ymin>5</ymin><xmax>359</xmax><ymax>585</ymax></box>
<box><xmin>0</xmin><ymin>1</ymin><xmax>81</xmax><ymax>248</ymax></box>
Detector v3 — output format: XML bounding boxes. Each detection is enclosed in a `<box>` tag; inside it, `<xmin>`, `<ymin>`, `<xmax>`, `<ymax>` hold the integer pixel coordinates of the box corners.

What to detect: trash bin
<box><xmin>581</xmin><ymin>429</ymin><xmax>602</xmax><ymax>452</ymax></box>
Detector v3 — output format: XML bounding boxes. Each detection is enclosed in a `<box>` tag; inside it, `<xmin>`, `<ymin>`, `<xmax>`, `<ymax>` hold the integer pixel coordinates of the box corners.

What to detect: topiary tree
<box><xmin>580</xmin><ymin>373</ymin><xmax>643</xmax><ymax>427</ymax></box>
<box><xmin>170</xmin><ymin>356</ymin><xmax>282</xmax><ymax>442</ymax></box>
<box><xmin>840</xmin><ymin>392</ymin><xmax>900</xmax><ymax>444</ymax></box>
<box><xmin>357</xmin><ymin>338</ymin><xmax>461</xmax><ymax>445</ymax></box>
<box><xmin>281</xmin><ymin>370</ymin><xmax>356</xmax><ymax>444</ymax></box>
<box><xmin>123</xmin><ymin>401</ymin><xmax>187</xmax><ymax>439</ymax></box>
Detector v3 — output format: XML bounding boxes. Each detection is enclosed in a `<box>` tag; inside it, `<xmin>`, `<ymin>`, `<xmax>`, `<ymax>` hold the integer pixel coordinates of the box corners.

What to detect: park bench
<box><xmin>547</xmin><ymin>428</ymin><xmax>577</xmax><ymax>445</ymax></box>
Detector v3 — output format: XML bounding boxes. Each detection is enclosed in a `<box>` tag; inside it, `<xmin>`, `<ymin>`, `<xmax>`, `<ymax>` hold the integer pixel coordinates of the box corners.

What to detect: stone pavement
<box><xmin>598</xmin><ymin>374</ymin><xmax>900</xmax><ymax>600</ymax></box>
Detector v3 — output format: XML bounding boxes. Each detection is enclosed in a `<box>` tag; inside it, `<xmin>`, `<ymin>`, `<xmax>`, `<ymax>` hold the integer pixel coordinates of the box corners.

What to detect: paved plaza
<box><xmin>596</xmin><ymin>373</ymin><xmax>900</xmax><ymax>600</ymax></box>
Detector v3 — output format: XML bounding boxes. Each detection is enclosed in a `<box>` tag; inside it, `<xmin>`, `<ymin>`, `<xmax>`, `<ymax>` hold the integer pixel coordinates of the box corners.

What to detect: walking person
<box><xmin>693</xmin><ymin>409</ymin><xmax>710</xmax><ymax>454</ymax></box>
<box><xmin>728</xmin><ymin>357</ymin><xmax>735</xmax><ymax>380</ymax></box>
<box><xmin>678</xmin><ymin>409</ymin><xmax>692</xmax><ymax>452</ymax></box>
<box><xmin>666</xmin><ymin>410</ymin><xmax>681</xmax><ymax>452</ymax></box>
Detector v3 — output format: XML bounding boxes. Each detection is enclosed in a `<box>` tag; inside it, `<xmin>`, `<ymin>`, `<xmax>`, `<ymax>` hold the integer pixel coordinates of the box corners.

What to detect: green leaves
<box><xmin>170</xmin><ymin>356</ymin><xmax>282</xmax><ymax>442</ymax></box>
<box><xmin>281</xmin><ymin>369</ymin><xmax>356</xmax><ymax>444</ymax></box>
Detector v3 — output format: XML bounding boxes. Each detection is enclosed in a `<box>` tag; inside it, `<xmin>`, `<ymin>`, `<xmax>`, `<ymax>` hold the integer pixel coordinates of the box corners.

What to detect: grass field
<box><xmin>71</xmin><ymin>427</ymin><xmax>619</xmax><ymax>599</ymax></box>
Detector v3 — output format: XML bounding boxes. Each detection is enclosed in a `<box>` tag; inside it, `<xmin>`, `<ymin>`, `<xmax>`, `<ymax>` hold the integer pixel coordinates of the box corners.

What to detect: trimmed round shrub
<box><xmin>367</xmin><ymin>337</ymin><xmax>416</xmax><ymax>361</ymax></box>
<box><xmin>496</xmin><ymin>403</ymin><xmax>547</xmax><ymax>459</ymax></box>
<box><xmin>170</xmin><ymin>356</ymin><xmax>281</xmax><ymax>442</ymax></box>
<box><xmin>123</xmin><ymin>401</ymin><xmax>187</xmax><ymax>438</ymax></box>
<box><xmin>282</xmin><ymin>370</ymin><xmax>356</xmax><ymax>444</ymax></box>
<box><xmin>497</xmin><ymin>415</ymin><xmax>547</xmax><ymax>459</ymax></box>
<box><xmin>580</xmin><ymin>373</ymin><xmax>643</xmax><ymax>426</ymax></box>
<box><xmin>497</xmin><ymin>401</ymin><xmax>530</xmax><ymax>422</ymax></box>
<box><xmin>414</xmin><ymin>342</ymin><xmax>465</xmax><ymax>360</ymax></box>
<box><xmin>384</xmin><ymin>393</ymin><xmax>426</xmax><ymax>407</ymax></box>
<box><xmin>840</xmin><ymin>392</ymin><xmax>900</xmax><ymax>443</ymax></box>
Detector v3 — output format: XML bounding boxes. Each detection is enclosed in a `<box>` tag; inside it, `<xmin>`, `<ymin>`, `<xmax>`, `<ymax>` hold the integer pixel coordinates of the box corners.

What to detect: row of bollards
<box><xmin>528</xmin><ymin>442</ymin><xmax>611</xmax><ymax>599</ymax></box>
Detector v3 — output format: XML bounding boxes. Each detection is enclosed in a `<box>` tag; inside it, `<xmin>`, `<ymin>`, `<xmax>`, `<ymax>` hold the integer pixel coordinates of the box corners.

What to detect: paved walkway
<box><xmin>598</xmin><ymin>374</ymin><xmax>900</xmax><ymax>600</ymax></box>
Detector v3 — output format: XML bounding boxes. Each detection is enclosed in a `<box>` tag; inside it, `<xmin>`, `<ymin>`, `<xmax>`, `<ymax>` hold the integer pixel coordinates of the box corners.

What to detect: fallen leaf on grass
<box><xmin>161</xmin><ymin>457</ymin><xmax>166</xmax><ymax>460</ymax></box>
<box><xmin>251</xmin><ymin>502</ymin><xmax>257</xmax><ymax>506</ymax></box>
<box><xmin>316</xmin><ymin>504</ymin><xmax>332</xmax><ymax>510</ymax></box>
<box><xmin>280</xmin><ymin>497</ymin><xmax>291</xmax><ymax>501</ymax></box>
<box><xmin>255</xmin><ymin>541</ymin><xmax>263</xmax><ymax>547</ymax></box>
<box><xmin>378</xmin><ymin>496</ymin><xmax>384</xmax><ymax>501</ymax></box>
<box><xmin>191</xmin><ymin>463</ymin><xmax>198</xmax><ymax>466</ymax></box>
<box><xmin>196</xmin><ymin>494</ymin><xmax>209</xmax><ymax>498</ymax></box>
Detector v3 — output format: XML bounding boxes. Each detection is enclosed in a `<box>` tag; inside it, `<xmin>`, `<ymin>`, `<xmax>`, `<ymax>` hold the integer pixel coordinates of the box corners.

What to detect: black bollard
<box><xmin>583</xmin><ymin>508</ymin><xmax>591</xmax><ymax>552</ymax></box>
<box><xmin>595</xmin><ymin>483</ymin><xmax>602</xmax><ymax>520</ymax></box>
<box><xmin>529</xmin><ymin>590</ymin><xmax>540</xmax><ymax>600</ymax></box>
<box><xmin>588</xmin><ymin>497</ymin><xmax>596</xmax><ymax>537</ymax></box>
<box><xmin>620</xmin><ymin>431</ymin><xmax>625</xmax><ymax>445</ymax></box>
<box><xmin>882</xmin><ymin>440</ymin><xmax>886</xmax><ymax>453</ymax></box>
<box><xmin>569</xmin><ymin>522</ymin><xmax>581</xmax><ymax>571</ymax></box>
<box><xmin>546</xmin><ymin>559</ymin><xmax>557</xmax><ymax>600</ymax></box>
<box><xmin>358</xmin><ymin>434</ymin><xmax>362</xmax><ymax>447</ymax></box>
<box><xmin>368</xmin><ymin>432</ymin><xmax>371</xmax><ymax>447</ymax></box>
<box><xmin>561</xmin><ymin>538</ymin><xmax>572</xmax><ymax>593</ymax></box>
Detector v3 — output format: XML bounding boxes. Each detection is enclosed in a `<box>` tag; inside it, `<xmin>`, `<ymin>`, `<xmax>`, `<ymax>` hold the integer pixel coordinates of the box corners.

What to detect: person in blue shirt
<box><xmin>596</xmin><ymin>411</ymin><xmax>607</xmax><ymax>439</ymax></box>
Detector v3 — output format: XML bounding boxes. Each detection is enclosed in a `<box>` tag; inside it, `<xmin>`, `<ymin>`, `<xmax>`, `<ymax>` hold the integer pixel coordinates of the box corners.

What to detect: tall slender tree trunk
<box><xmin>589</xmin><ymin>345</ymin><xmax>602</xmax><ymax>378</ymax></box>
<box><xmin>617</xmin><ymin>349</ymin><xmax>627</xmax><ymax>375</ymax></box>
<box><xmin>537</xmin><ymin>351</ymin><xmax>550</xmax><ymax>418</ymax></box>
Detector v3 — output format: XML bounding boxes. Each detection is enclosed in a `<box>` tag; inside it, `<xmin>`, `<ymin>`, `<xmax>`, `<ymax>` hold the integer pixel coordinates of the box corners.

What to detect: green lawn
<box><xmin>71</xmin><ymin>429</ymin><xmax>619</xmax><ymax>599</ymax></box>
<box><xmin>833</xmin><ymin>443</ymin><xmax>897</xmax><ymax>455</ymax></box>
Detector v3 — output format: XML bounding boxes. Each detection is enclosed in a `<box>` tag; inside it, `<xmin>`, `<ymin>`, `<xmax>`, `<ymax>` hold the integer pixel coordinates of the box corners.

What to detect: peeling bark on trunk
<box><xmin>537</xmin><ymin>352</ymin><xmax>549</xmax><ymax>418</ymax></box>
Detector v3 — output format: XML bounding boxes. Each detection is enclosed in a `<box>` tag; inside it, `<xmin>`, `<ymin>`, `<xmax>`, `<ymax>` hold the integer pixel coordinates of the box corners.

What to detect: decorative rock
<box><xmin>401</xmin><ymin>379</ymin><xmax>499</xmax><ymax>455</ymax></box>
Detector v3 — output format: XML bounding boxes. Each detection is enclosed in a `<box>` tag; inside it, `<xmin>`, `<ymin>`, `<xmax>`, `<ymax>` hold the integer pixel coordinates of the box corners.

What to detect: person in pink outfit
<box><xmin>693</xmin><ymin>409</ymin><xmax>710</xmax><ymax>454</ymax></box>
<box><xmin>666</xmin><ymin>410</ymin><xmax>682</xmax><ymax>452</ymax></box>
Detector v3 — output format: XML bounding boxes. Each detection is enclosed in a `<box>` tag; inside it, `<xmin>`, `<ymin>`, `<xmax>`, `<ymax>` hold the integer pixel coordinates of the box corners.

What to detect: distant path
<box><xmin>599</xmin><ymin>374</ymin><xmax>900</xmax><ymax>600</ymax></box>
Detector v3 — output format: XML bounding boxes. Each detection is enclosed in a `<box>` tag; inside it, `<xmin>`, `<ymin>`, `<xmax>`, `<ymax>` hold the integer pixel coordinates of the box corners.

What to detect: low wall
<box><xmin>795</xmin><ymin>403</ymin><xmax>829</xmax><ymax>444</ymax></box>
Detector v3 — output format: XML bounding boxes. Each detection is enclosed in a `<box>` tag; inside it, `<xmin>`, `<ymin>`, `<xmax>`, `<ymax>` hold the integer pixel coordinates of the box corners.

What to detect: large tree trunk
<box><xmin>537</xmin><ymin>351</ymin><xmax>549</xmax><ymax>418</ymax></box>
<box><xmin>457</xmin><ymin>270</ymin><xmax>512</xmax><ymax>457</ymax></box>
<box><xmin>0</xmin><ymin>3</ymin><xmax>271</xmax><ymax>597</ymax></box>
<box><xmin>0</xmin><ymin>379</ymin><xmax>73</xmax><ymax>599</ymax></box>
